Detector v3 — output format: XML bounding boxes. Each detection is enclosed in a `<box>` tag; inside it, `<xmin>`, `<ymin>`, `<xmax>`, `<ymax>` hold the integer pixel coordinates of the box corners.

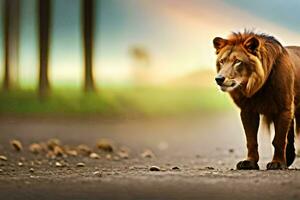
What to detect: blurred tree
<box><xmin>3</xmin><ymin>0</ymin><xmax>20</xmax><ymax>91</ymax></box>
<box><xmin>82</xmin><ymin>0</ymin><xmax>96</xmax><ymax>93</ymax></box>
<box><xmin>129</xmin><ymin>46</ymin><xmax>150</xmax><ymax>68</ymax></box>
<box><xmin>38</xmin><ymin>0</ymin><xmax>51</xmax><ymax>99</ymax></box>
<box><xmin>129</xmin><ymin>46</ymin><xmax>152</xmax><ymax>84</ymax></box>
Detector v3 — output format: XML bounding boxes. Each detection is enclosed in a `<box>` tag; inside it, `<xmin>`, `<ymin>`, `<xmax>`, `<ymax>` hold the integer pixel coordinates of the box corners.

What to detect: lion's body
<box><xmin>213</xmin><ymin>31</ymin><xmax>300</xmax><ymax>169</ymax></box>
<box><xmin>287</xmin><ymin>46</ymin><xmax>300</xmax><ymax>111</ymax></box>
<box><xmin>230</xmin><ymin>45</ymin><xmax>300</xmax><ymax>121</ymax></box>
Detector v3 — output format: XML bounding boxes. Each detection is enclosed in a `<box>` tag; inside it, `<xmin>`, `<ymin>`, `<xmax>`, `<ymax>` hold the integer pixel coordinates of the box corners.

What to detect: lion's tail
<box><xmin>286</xmin><ymin>120</ymin><xmax>296</xmax><ymax>167</ymax></box>
<box><xmin>261</xmin><ymin>115</ymin><xmax>295</xmax><ymax>167</ymax></box>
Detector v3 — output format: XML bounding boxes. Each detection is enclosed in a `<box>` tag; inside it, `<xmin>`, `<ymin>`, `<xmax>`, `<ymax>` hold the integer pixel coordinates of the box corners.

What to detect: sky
<box><xmin>1</xmin><ymin>0</ymin><xmax>300</xmax><ymax>87</ymax></box>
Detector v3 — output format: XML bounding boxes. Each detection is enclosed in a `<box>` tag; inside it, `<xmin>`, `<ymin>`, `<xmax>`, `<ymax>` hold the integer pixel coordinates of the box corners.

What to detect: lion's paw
<box><xmin>236</xmin><ymin>160</ymin><xmax>259</xmax><ymax>170</ymax></box>
<box><xmin>266</xmin><ymin>161</ymin><xmax>287</xmax><ymax>170</ymax></box>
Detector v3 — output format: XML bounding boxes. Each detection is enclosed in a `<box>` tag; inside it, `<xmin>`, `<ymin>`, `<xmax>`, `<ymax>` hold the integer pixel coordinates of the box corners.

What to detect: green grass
<box><xmin>0</xmin><ymin>86</ymin><xmax>233</xmax><ymax>117</ymax></box>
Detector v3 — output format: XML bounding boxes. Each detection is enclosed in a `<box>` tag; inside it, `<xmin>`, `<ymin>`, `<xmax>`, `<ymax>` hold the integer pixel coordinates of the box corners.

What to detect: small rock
<box><xmin>89</xmin><ymin>152</ymin><xmax>100</xmax><ymax>159</ymax></box>
<box><xmin>10</xmin><ymin>140</ymin><xmax>23</xmax><ymax>151</ymax></box>
<box><xmin>18</xmin><ymin>162</ymin><xmax>24</xmax><ymax>167</ymax></box>
<box><xmin>77</xmin><ymin>144</ymin><xmax>92</xmax><ymax>155</ymax></box>
<box><xmin>0</xmin><ymin>169</ymin><xmax>3</xmax><ymax>173</ymax></box>
<box><xmin>93</xmin><ymin>171</ymin><xmax>102</xmax><ymax>177</ymax></box>
<box><xmin>66</xmin><ymin>149</ymin><xmax>78</xmax><ymax>156</ymax></box>
<box><xmin>29</xmin><ymin>143</ymin><xmax>43</xmax><ymax>154</ymax></box>
<box><xmin>29</xmin><ymin>168</ymin><xmax>34</xmax><ymax>173</ymax></box>
<box><xmin>228</xmin><ymin>148</ymin><xmax>234</xmax><ymax>153</ymax></box>
<box><xmin>171</xmin><ymin>166</ymin><xmax>180</xmax><ymax>171</ymax></box>
<box><xmin>97</xmin><ymin>139</ymin><xmax>114</xmax><ymax>152</ymax></box>
<box><xmin>53</xmin><ymin>146</ymin><xmax>64</xmax><ymax>157</ymax></box>
<box><xmin>47</xmin><ymin>138</ymin><xmax>61</xmax><ymax>150</ymax></box>
<box><xmin>0</xmin><ymin>155</ymin><xmax>8</xmax><ymax>161</ymax></box>
<box><xmin>141</xmin><ymin>149</ymin><xmax>155</xmax><ymax>158</ymax></box>
<box><xmin>205</xmin><ymin>166</ymin><xmax>215</xmax><ymax>170</ymax></box>
<box><xmin>76</xmin><ymin>162</ymin><xmax>85</xmax><ymax>167</ymax></box>
<box><xmin>55</xmin><ymin>162</ymin><xmax>63</xmax><ymax>167</ymax></box>
<box><xmin>149</xmin><ymin>166</ymin><xmax>160</xmax><ymax>171</ymax></box>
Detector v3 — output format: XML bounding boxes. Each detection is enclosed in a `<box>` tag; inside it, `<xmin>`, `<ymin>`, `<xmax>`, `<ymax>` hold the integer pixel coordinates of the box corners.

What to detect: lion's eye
<box><xmin>234</xmin><ymin>60</ymin><xmax>243</xmax><ymax>71</ymax></box>
<box><xmin>219</xmin><ymin>59</ymin><xmax>224</xmax><ymax>65</ymax></box>
<box><xmin>234</xmin><ymin>59</ymin><xmax>242</xmax><ymax>66</ymax></box>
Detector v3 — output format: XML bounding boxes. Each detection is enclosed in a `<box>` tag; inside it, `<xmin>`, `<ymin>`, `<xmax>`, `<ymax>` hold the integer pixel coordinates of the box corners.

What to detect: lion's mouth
<box><xmin>220</xmin><ymin>81</ymin><xmax>240</xmax><ymax>92</ymax></box>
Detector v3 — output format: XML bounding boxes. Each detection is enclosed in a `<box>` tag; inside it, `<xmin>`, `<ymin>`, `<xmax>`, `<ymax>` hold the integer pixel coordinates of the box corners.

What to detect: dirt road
<box><xmin>0</xmin><ymin>113</ymin><xmax>299</xmax><ymax>200</ymax></box>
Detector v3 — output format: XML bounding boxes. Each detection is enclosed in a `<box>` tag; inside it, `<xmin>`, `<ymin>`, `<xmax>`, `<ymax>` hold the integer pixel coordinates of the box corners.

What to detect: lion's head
<box><xmin>213</xmin><ymin>32</ymin><xmax>280</xmax><ymax>97</ymax></box>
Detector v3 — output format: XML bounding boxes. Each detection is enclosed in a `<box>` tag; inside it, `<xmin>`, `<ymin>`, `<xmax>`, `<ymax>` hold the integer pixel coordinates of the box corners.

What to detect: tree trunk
<box><xmin>82</xmin><ymin>0</ymin><xmax>96</xmax><ymax>93</ymax></box>
<box><xmin>3</xmin><ymin>0</ymin><xmax>20</xmax><ymax>91</ymax></box>
<box><xmin>38</xmin><ymin>0</ymin><xmax>51</xmax><ymax>99</ymax></box>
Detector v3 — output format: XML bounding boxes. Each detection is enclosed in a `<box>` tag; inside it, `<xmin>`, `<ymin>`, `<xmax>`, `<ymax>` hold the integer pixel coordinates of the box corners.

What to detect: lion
<box><xmin>213</xmin><ymin>31</ymin><xmax>300</xmax><ymax>170</ymax></box>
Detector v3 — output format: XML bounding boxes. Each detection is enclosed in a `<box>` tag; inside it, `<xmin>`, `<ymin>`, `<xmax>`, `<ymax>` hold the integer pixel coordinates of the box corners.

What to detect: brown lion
<box><xmin>213</xmin><ymin>31</ymin><xmax>300</xmax><ymax>170</ymax></box>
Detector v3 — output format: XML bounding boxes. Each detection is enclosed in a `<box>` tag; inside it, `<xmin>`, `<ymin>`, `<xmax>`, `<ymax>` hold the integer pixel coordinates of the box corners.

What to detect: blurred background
<box><xmin>1</xmin><ymin>0</ymin><xmax>300</xmax><ymax>117</ymax></box>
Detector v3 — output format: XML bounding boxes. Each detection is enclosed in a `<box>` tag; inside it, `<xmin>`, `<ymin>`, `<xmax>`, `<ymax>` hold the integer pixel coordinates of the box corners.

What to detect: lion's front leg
<box><xmin>237</xmin><ymin>110</ymin><xmax>260</xmax><ymax>170</ymax></box>
<box><xmin>267</xmin><ymin>110</ymin><xmax>293</xmax><ymax>170</ymax></box>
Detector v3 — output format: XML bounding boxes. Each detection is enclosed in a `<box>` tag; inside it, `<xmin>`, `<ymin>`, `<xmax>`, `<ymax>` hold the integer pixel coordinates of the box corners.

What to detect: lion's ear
<box><xmin>244</xmin><ymin>36</ymin><xmax>260</xmax><ymax>54</ymax></box>
<box><xmin>213</xmin><ymin>37</ymin><xmax>227</xmax><ymax>54</ymax></box>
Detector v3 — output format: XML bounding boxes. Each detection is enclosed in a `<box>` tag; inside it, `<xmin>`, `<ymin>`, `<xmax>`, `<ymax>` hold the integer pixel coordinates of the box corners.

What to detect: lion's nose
<box><xmin>215</xmin><ymin>75</ymin><xmax>225</xmax><ymax>86</ymax></box>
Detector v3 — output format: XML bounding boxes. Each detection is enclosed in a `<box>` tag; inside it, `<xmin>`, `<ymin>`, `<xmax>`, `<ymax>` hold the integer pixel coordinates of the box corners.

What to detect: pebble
<box><xmin>66</xmin><ymin>149</ymin><xmax>78</xmax><ymax>156</ymax></box>
<box><xmin>171</xmin><ymin>166</ymin><xmax>180</xmax><ymax>171</ymax></box>
<box><xmin>47</xmin><ymin>138</ymin><xmax>61</xmax><ymax>150</ymax></box>
<box><xmin>29</xmin><ymin>143</ymin><xmax>43</xmax><ymax>154</ymax></box>
<box><xmin>0</xmin><ymin>169</ymin><xmax>2</xmax><ymax>173</ymax></box>
<box><xmin>205</xmin><ymin>166</ymin><xmax>215</xmax><ymax>170</ymax></box>
<box><xmin>77</xmin><ymin>144</ymin><xmax>92</xmax><ymax>155</ymax></box>
<box><xmin>97</xmin><ymin>139</ymin><xmax>114</xmax><ymax>152</ymax></box>
<box><xmin>0</xmin><ymin>155</ymin><xmax>8</xmax><ymax>161</ymax></box>
<box><xmin>10</xmin><ymin>140</ymin><xmax>23</xmax><ymax>151</ymax></box>
<box><xmin>149</xmin><ymin>166</ymin><xmax>161</xmax><ymax>171</ymax></box>
<box><xmin>18</xmin><ymin>162</ymin><xmax>24</xmax><ymax>167</ymax></box>
<box><xmin>93</xmin><ymin>171</ymin><xmax>102</xmax><ymax>177</ymax></box>
<box><xmin>55</xmin><ymin>162</ymin><xmax>63</xmax><ymax>167</ymax></box>
<box><xmin>228</xmin><ymin>148</ymin><xmax>234</xmax><ymax>153</ymax></box>
<box><xmin>53</xmin><ymin>146</ymin><xmax>64</xmax><ymax>156</ymax></box>
<box><xmin>89</xmin><ymin>152</ymin><xmax>100</xmax><ymax>159</ymax></box>
<box><xmin>29</xmin><ymin>168</ymin><xmax>34</xmax><ymax>173</ymax></box>
<box><xmin>76</xmin><ymin>162</ymin><xmax>85</xmax><ymax>167</ymax></box>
